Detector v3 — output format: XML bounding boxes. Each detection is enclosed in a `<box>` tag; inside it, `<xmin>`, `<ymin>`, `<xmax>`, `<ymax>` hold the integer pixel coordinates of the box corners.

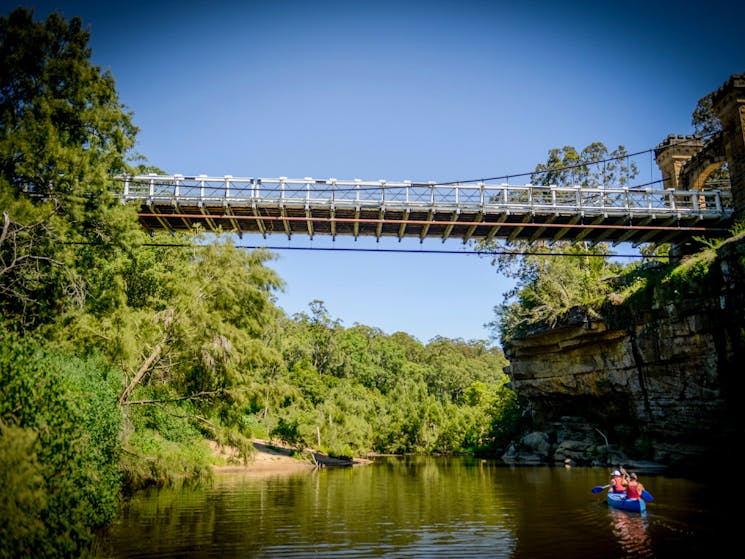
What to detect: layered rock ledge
<box><xmin>502</xmin><ymin>235</ymin><xmax>745</xmax><ymax>473</ymax></box>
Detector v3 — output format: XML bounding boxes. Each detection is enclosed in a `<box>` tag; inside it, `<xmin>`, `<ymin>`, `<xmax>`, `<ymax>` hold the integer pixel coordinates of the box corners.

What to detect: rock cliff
<box><xmin>502</xmin><ymin>234</ymin><xmax>745</xmax><ymax>473</ymax></box>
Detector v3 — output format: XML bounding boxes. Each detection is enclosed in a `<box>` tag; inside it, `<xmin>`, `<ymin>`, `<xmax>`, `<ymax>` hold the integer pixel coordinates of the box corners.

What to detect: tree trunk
<box><xmin>118</xmin><ymin>340</ymin><xmax>164</xmax><ymax>405</ymax></box>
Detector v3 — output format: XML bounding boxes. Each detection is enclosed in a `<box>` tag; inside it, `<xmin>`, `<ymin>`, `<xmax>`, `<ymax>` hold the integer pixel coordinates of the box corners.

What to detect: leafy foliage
<box><xmin>478</xmin><ymin>142</ymin><xmax>639</xmax><ymax>343</ymax></box>
<box><xmin>692</xmin><ymin>92</ymin><xmax>721</xmax><ymax>137</ymax></box>
<box><xmin>265</xmin><ymin>313</ymin><xmax>515</xmax><ymax>457</ymax></box>
<box><xmin>530</xmin><ymin>143</ymin><xmax>638</xmax><ymax>187</ymax></box>
<box><xmin>0</xmin><ymin>333</ymin><xmax>123</xmax><ymax>559</ymax></box>
<box><xmin>691</xmin><ymin>91</ymin><xmax>729</xmax><ymax>190</ymax></box>
<box><xmin>488</xmin><ymin>242</ymin><xmax>624</xmax><ymax>341</ymax></box>
<box><xmin>0</xmin><ymin>7</ymin><xmax>141</xmax><ymax>331</ymax></box>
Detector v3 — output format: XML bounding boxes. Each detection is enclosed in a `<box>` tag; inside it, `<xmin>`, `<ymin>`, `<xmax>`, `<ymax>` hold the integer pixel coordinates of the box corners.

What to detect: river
<box><xmin>97</xmin><ymin>456</ymin><xmax>733</xmax><ymax>558</ymax></box>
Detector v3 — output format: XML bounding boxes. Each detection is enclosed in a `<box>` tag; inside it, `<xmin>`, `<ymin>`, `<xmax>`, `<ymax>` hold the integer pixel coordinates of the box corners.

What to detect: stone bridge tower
<box><xmin>655</xmin><ymin>73</ymin><xmax>745</xmax><ymax>221</ymax></box>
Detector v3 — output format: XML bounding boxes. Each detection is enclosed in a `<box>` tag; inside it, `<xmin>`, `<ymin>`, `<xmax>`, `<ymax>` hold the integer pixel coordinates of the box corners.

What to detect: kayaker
<box><xmin>626</xmin><ymin>472</ymin><xmax>644</xmax><ymax>499</ymax></box>
<box><xmin>610</xmin><ymin>470</ymin><xmax>626</xmax><ymax>493</ymax></box>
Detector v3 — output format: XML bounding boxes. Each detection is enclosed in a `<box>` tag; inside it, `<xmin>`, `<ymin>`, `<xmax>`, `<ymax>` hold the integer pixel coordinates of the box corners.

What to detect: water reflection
<box><xmin>100</xmin><ymin>460</ymin><xmax>732</xmax><ymax>558</ymax></box>
<box><xmin>609</xmin><ymin>509</ymin><xmax>653</xmax><ymax>558</ymax></box>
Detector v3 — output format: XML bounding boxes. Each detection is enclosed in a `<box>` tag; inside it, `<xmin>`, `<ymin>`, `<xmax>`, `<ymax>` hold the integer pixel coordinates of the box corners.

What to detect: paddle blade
<box><xmin>641</xmin><ymin>489</ymin><xmax>654</xmax><ymax>502</ymax></box>
<box><xmin>591</xmin><ymin>485</ymin><xmax>608</xmax><ymax>494</ymax></box>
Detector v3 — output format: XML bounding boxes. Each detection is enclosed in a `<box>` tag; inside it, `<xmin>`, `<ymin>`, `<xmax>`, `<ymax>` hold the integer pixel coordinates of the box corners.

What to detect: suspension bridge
<box><xmin>118</xmin><ymin>174</ymin><xmax>734</xmax><ymax>245</ymax></box>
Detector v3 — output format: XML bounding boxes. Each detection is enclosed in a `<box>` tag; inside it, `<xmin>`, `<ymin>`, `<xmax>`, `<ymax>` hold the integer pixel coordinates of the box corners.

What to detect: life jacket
<box><xmin>626</xmin><ymin>480</ymin><xmax>641</xmax><ymax>499</ymax></box>
<box><xmin>611</xmin><ymin>477</ymin><xmax>626</xmax><ymax>493</ymax></box>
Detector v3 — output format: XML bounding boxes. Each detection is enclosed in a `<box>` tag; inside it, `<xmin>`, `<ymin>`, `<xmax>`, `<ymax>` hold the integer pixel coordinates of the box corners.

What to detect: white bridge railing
<box><xmin>118</xmin><ymin>174</ymin><xmax>733</xmax><ymax>219</ymax></box>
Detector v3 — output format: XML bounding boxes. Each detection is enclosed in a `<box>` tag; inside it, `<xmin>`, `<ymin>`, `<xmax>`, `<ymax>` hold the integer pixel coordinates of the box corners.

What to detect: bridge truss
<box><xmin>119</xmin><ymin>174</ymin><xmax>734</xmax><ymax>245</ymax></box>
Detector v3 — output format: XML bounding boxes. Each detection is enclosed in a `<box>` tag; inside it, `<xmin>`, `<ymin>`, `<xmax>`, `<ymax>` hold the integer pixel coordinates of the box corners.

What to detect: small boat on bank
<box><xmin>607</xmin><ymin>491</ymin><xmax>646</xmax><ymax>513</ymax></box>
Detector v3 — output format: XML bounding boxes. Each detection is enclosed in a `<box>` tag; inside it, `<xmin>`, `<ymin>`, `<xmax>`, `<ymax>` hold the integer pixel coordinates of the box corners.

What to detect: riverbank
<box><xmin>211</xmin><ymin>439</ymin><xmax>373</xmax><ymax>475</ymax></box>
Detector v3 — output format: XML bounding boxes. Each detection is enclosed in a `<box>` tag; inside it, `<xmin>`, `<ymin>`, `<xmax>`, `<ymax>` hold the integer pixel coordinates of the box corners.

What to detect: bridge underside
<box><xmin>134</xmin><ymin>201</ymin><xmax>732</xmax><ymax>245</ymax></box>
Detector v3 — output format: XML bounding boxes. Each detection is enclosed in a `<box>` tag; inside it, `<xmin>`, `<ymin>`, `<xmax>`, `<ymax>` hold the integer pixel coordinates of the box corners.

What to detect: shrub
<box><xmin>0</xmin><ymin>333</ymin><xmax>123</xmax><ymax>559</ymax></box>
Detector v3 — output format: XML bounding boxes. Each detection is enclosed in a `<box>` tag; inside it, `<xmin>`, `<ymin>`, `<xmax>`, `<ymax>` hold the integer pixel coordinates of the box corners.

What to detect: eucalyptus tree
<box><xmin>692</xmin><ymin>92</ymin><xmax>721</xmax><ymax>137</ymax></box>
<box><xmin>692</xmin><ymin>91</ymin><xmax>729</xmax><ymax>190</ymax></box>
<box><xmin>423</xmin><ymin>336</ymin><xmax>508</xmax><ymax>403</ymax></box>
<box><xmin>289</xmin><ymin>299</ymin><xmax>346</xmax><ymax>375</ymax></box>
<box><xmin>479</xmin><ymin>143</ymin><xmax>637</xmax><ymax>344</ymax></box>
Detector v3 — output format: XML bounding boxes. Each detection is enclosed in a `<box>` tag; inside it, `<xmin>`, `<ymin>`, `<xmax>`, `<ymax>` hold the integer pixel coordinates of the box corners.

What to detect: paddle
<box><xmin>591</xmin><ymin>484</ymin><xmax>610</xmax><ymax>493</ymax></box>
<box><xmin>641</xmin><ymin>489</ymin><xmax>654</xmax><ymax>502</ymax></box>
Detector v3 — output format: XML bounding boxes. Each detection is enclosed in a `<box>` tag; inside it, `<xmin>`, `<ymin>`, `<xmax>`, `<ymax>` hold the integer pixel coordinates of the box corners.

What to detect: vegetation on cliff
<box><xmin>478</xmin><ymin>142</ymin><xmax>644</xmax><ymax>343</ymax></box>
<box><xmin>480</xmin><ymin>88</ymin><xmax>734</xmax><ymax>345</ymax></box>
<box><xmin>600</xmin><ymin>222</ymin><xmax>745</xmax><ymax>329</ymax></box>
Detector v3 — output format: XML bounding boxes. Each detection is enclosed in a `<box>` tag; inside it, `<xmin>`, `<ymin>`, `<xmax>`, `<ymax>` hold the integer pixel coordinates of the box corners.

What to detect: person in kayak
<box><xmin>626</xmin><ymin>472</ymin><xmax>644</xmax><ymax>499</ymax></box>
<box><xmin>610</xmin><ymin>470</ymin><xmax>627</xmax><ymax>493</ymax></box>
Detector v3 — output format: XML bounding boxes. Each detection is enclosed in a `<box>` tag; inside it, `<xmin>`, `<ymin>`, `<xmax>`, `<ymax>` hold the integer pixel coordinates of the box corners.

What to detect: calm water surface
<box><xmin>98</xmin><ymin>457</ymin><xmax>733</xmax><ymax>558</ymax></box>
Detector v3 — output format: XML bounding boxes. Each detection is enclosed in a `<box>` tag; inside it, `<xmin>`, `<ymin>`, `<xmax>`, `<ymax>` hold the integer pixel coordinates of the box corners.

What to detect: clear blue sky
<box><xmin>15</xmin><ymin>0</ymin><xmax>745</xmax><ymax>344</ymax></box>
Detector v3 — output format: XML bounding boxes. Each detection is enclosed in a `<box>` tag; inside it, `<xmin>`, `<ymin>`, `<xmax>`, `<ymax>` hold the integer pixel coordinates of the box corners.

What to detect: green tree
<box><xmin>0</xmin><ymin>5</ymin><xmax>293</xmax><ymax>493</ymax></box>
<box><xmin>373</xmin><ymin>377</ymin><xmax>442</xmax><ymax>453</ymax></box>
<box><xmin>531</xmin><ymin>143</ymin><xmax>638</xmax><ymax>188</ymax></box>
<box><xmin>692</xmin><ymin>92</ymin><xmax>721</xmax><ymax>137</ymax></box>
<box><xmin>485</xmin><ymin>385</ymin><xmax>526</xmax><ymax>452</ymax></box>
<box><xmin>488</xmin><ymin>242</ymin><xmax>622</xmax><ymax>341</ymax></box>
<box><xmin>0</xmin><ymin>333</ymin><xmax>123</xmax><ymax>559</ymax></box>
<box><xmin>290</xmin><ymin>300</ymin><xmax>344</xmax><ymax>374</ymax></box>
<box><xmin>308</xmin><ymin>380</ymin><xmax>378</xmax><ymax>456</ymax></box>
<box><xmin>691</xmin><ymin>91</ymin><xmax>729</xmax><ymax>189</ymax></box>
<box><xmin>335</xmin><ymin>324</ymin><xmax>403</xmax><ymax>393</ymax></box>
<box><xmin>479</xmin><ymin>142</ymin><xmax>637</xmax><ymax>343</ymax></box>
<box><xmin>46</xmin><ymin>232</ymin><xmax>284</xmax><ymax>405</ymax></box>
<box><xmin>423</xmin><ymin>337</ymin><xmax>508</xmax><ymax>403</ymax></box>
<box><xmin>0</xmin><ymin>7</ymin><xmax>140</xmax><ymax>331</ymax></box>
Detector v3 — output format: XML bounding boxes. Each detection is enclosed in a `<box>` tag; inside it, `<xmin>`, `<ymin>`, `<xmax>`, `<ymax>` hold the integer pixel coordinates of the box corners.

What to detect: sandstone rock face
<box><xmin>503</xmin><ymin>236</ymin><xmax>745</xmax><ymax>470</ymax></box>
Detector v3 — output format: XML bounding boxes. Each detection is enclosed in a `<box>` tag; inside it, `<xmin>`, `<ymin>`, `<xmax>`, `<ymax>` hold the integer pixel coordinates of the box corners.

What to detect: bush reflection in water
<box><xmin>101</xmin><ymin>457</ymin><xmax>734</xmax><ymax>558</ymax></box>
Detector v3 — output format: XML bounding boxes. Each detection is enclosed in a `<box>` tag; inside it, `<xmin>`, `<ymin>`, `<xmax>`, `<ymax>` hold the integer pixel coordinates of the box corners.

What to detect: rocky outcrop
<box><xmin>502</xmin><ymin>235</ymin><xmax>745</xmax><ymax>473</ymax></box>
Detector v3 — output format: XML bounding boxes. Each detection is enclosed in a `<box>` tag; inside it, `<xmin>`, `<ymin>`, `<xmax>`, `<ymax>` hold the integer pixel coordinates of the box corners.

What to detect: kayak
<box><xmin>607</xmin><ymin>491</ymin><xmax>646</xmax><ymax>513</ymax></box>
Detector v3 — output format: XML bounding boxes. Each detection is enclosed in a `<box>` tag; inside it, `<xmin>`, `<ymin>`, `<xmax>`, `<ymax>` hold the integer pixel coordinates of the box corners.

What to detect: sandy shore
<box><xmin>211</xmin><ymin>439</ymin><xmax>372</xmax><ymax>475</ymax></box>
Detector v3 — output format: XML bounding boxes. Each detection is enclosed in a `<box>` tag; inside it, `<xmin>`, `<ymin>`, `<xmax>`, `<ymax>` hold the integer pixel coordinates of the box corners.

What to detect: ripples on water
<box><xmin>99</xmin><ymin>457</ymin><xmax>734</xmax><ymax>558</ymax></box>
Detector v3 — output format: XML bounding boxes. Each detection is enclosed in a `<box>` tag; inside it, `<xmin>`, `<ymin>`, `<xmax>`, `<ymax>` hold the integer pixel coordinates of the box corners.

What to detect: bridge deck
<box><xmin>119</xmin><ymin>175</ymin><xmax>734</xmax><ymax>245</ymax></box>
